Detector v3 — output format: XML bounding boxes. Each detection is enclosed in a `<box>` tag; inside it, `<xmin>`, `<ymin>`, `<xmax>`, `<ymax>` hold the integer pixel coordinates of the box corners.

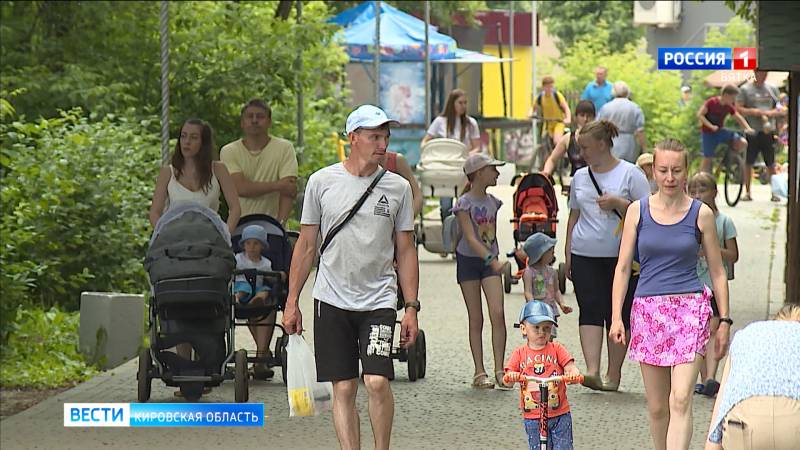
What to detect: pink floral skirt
<box><xmin>628</xmin><ymin>286</ymin><xmax>712</xmax><ymax>367</ymax></box>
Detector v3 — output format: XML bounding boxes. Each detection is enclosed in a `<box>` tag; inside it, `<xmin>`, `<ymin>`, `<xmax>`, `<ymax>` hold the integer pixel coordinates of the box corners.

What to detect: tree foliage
<box><xmin>555</xmin><ymin>30</ymin><xmax>693</xmax><ymax>155</ymax></box>
<box><xmin>539</xmin><ymin>1</ymin><xmax>644</xmax><ymax>53</ymax></box>
<box><xmin>325</xmin><ymin>1</ymin><xmax>486</xmax><ymax>27</ymax></box>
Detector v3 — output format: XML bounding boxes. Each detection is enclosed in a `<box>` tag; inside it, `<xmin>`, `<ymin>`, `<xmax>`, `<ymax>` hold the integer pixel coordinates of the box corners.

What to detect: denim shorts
<box><xmin>455</xmin><ymin>252</ymin><xmax>501</xmax><ymax>284</ymax></box>
<box><xmin>524</xmin><ymin>412</ymin><xmax>573</xmax><ymax>450</ymax></box>
<box><xmin>701</xmin><ymin>129</ymin><xmax>742</xmax><ymax>157</ymax></box>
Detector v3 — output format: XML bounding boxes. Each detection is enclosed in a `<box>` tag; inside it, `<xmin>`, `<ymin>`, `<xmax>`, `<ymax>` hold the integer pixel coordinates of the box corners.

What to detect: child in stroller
<box><xmin>503</xmin><ymin>173</ymin><xmax>567</xmax><ymax>295</ymax></box>
<box><xmin>233</xmin><ymin>224</ymin><xmax>276</xmax><ymax>380</ymax></box>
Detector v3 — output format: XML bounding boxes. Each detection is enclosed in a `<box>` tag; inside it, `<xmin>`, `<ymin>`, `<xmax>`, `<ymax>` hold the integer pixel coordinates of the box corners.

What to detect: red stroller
<box><xmin>503</xmin><ymin>173</ymin><xmax>566</xmax><ymax>294</ymax></box>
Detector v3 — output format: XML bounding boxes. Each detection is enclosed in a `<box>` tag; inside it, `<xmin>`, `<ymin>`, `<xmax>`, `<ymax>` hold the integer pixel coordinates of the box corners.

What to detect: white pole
<box><xmin>374</xmin><ymin>1</ymin><xmax>381</xmax><ymax>105</ymax></box>
<box><xmin>424</xmin><ymin>1</ymin><xmax>431</xmax><ymax>126</ymax></box>
<box><xmin>531</xmin><ymin>1</ymin><xmax>538</xmax><ymax>154</ymax></box>
<box><xmin>509</xmin><ymin>3</ymin><xmax>514</xmax><ymax>118</ymax></box>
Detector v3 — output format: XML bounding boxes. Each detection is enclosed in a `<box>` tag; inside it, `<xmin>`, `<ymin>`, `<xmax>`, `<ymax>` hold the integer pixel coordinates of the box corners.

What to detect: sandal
<box><xmin>471</xmin><ymin>372</ymin><xmax>495</xmax><ymax>389</ymax></box>
<box><xmin>495</xmin><ymin>371</ymin><xmax>514</xmax><ymax>390</ymax></box>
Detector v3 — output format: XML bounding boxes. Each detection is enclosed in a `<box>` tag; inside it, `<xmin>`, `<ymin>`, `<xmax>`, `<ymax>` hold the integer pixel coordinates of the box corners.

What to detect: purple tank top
<box><xmin>634</xmin><ymin>197</ymin><xmax>703</xmax><ymax>297</ymax></box>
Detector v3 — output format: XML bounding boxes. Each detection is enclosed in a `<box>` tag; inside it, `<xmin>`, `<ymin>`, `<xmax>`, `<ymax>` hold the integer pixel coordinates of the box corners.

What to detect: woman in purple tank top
<box><xmin>609</xmin><ymin>139</ymin><xmax>731</xmax><ymax>450</ymax></box>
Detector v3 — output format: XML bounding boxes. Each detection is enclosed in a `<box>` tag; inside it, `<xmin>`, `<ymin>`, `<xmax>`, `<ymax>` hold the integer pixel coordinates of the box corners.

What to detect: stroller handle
<box><xmin>503</xmin><ymin>373</ymin><xmax>584</xmax><ymax>386</ymax></box>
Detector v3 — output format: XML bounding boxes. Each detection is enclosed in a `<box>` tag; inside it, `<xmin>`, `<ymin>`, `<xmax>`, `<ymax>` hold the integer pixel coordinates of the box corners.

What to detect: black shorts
<box><xmin>313</xmin><ymin>299</ymin><xmax>396</xmax><ymax>382</ymax></box>
<box><xmin>456</xmin><ymin>252</ymin><xmax>501</xmax><ymax>284</ymax></box>
<box><xmin>709</xmin><ymin>295</ymin><xmax>719</xmax><ymax>317</ymax></box>
<box><xmin>745</xmin><ymin>131</ymin><xmax>776</xmax><ymax>166</ymax></box>
<box><xmin>570</xmin><ymin>254</ymin><xmax>637</xmax><ymax>330</ymax></box>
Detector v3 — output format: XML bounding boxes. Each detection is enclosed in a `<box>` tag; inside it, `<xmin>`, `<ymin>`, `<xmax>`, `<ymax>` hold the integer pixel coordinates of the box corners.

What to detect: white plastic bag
<box><xmin>286</xmin><ymin>334</ymin><xmax>333</xmax><ymax>417</ymax></box>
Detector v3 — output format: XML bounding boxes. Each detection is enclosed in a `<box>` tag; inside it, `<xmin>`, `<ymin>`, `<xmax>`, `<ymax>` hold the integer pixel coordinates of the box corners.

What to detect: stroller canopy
<box><xmin>145</xmin><ymin>203</ymin><xmax>235</xmax><ymax>284</ymax></box>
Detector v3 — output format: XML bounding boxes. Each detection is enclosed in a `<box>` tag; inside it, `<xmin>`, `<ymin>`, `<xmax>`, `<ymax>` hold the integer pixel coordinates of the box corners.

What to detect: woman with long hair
<box><xmin>421</xmin><ymin>89</ymin><xmax>482</xmax><ymax>222</ymax></box>
<box><xmin>149</xmin><ymin>118</ymin><xmax>241</xmax><ymax>233</ymax></box>
<box><xmin>609</xmin><ymin>139</ymin><xmax>731</xmax><ymax>450</ymax></box>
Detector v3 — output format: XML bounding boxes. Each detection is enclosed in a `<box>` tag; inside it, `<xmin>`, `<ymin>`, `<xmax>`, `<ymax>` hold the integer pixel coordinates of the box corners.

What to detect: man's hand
<box><xmin>282</xmin><ymin>300</ymin><xmax>303</xmax><ymax>335</ymax></box>
<box><xmin>399</xmin><ymin>310</ymin><xmax>419</xmax><ymax>349</ymax></box>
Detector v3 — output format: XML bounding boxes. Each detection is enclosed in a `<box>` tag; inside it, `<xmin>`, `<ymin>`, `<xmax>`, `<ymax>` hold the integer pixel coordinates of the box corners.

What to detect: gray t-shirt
<box><xmin>451</xmin><ymin>192</ymin><xmax>503</xmax><ymax>258</ymax></box>
<box><xmin>597</xmin><ymin>98</ymin><xmax>645</xmax><ymax>163</ymax></box>
<box><xmin>568</xmin><ymin>160</ymin><xmax>650</xmax><ymax>258</ymax></box>
<box><xmin>301</xmin><ymin>163</ymin><xmax>414</xmax><ymax>311</ymax></box>
<box><xmin>737</xmin><ymin>82</ymin><xmax>780</xmax><ymax>131</ymax></box>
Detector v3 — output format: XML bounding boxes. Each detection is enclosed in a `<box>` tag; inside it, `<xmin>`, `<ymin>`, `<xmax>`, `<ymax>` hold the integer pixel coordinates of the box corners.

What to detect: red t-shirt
<box><xmin>504</xmin><ymin>342</ymin><xmax>575</xmax><ymax>420</ymax></box>
<box><xmin>701</xmin><ymin>96</ymin><xmax>737</xmax><ymax>134</ymax></box>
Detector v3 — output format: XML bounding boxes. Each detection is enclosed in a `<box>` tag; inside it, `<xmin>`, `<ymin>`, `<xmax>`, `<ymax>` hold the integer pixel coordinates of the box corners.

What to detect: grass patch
<box><xmin>1</xmin><ymin>307</ymin><xmax>98</xmax><ymax>389</ymax></box>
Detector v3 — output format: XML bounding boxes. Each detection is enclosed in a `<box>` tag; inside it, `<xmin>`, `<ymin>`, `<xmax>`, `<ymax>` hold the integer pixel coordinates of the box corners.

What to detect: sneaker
<box><xmin>703</xmin><ymin>379</ymin><xmax>720</xmax><ymax>397</ymax></box>
<box><xmin>252</xmin><ymin>363</ymin><xmax>274</xmax><ymax>380</ymax></box>
<box><xmin>694</xmin><ymin>383</ymin><xmax>705</xmax><ymax>395</ymax></box>
<box><xmin>741</xmin><ymin>193</ymin><xmax>753</xmax><ymax>201</ymax></box>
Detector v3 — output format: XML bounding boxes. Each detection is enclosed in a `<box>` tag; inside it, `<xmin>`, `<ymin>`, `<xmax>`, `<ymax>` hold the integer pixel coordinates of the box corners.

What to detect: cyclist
<box><xmin>529</xmin><ymin>76</ymin><xmax>572</xmax><ymax>149</ymax></box>
<box><xmin>696</xmin><ymin>84</ymin><xmax>753</xmax><ymax>175</ymax></box>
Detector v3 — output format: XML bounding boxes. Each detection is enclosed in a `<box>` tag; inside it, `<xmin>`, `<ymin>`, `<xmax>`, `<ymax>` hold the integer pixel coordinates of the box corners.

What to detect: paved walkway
<box><xmin>0</xmin><ymin>178</ymin><xmax>787</xmax><ymax>450</ymax></box>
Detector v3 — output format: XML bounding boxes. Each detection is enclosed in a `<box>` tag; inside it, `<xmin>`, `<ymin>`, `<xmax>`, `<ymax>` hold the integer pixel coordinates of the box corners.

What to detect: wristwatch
<box><xmin>404</xmin><ymin>300</ymin><xmax>421</xmax><ymax>312</ymax></box>
<box><xmin>719</xmin><ymin>317</ymin><xmax>733</xmax><ymax>326</ymax></box>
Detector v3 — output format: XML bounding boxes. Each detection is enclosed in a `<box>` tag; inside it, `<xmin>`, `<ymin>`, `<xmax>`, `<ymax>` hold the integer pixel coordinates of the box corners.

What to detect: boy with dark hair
<box><xmin>697</xmin><ymin>85</ymin><xmax>754</xmax><ymax>174</ymax></box>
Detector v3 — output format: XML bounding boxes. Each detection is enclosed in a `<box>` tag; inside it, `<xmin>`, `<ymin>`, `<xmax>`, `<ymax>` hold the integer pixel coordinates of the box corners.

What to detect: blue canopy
<box><xmin>329</xmin><ymin>2</ymin><xmax>457</xmax><ymax>62</ymax></box>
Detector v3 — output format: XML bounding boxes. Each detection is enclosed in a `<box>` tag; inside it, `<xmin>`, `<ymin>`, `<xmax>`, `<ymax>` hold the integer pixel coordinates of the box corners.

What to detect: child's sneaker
<box><xmin>694</xmin><ymin>383</ymin><xmax>705</xmax><ymax>394</ymax></box>
<box><xmin>702</xmin><ymin>379</ymin><xmax>720</xmax><ymax>397</ymax></box>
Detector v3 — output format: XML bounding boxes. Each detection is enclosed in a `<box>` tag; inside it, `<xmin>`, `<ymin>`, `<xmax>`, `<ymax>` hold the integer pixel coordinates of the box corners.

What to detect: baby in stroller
<box><xmin>234</xmin><ymin>224</ymin><xmax>273</xmax><ymax>305</ymax></box>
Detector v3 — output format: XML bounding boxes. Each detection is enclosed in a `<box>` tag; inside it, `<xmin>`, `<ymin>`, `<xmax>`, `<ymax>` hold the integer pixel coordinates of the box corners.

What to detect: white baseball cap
<box><xmin>345</xmin><ymin>105</ymin><xmax>400</xmax><ymax>134</ymax></box>
<box><xmin>463</xmin><ymin>153</ymin><xmax>505</xmax><ymax>175</ymax></box>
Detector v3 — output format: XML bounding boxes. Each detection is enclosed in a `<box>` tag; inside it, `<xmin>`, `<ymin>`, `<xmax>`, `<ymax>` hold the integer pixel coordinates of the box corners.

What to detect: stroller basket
<box><xmin>154</xmin><ymin>276</ymin><xmax>230</xmax><ymax>320</ymax></box>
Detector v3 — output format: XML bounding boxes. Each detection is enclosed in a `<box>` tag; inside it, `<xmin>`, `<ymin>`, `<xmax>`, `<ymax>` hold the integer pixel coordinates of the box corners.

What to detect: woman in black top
<box><xmin>542</xmin><ymin>100</ymin><xmax>595</xmax><ymax>183</ymax></box>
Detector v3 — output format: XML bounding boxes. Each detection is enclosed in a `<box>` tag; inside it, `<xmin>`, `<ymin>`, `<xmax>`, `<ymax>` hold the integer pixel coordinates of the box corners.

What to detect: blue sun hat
<box><xmin>519</xmin><ymin>300</ymin><xmax>557</xmax><ymax>327</ymax></box>
<box><xmin>241</xmin><ymin>224</ymin><xmax>269</xmax><ymax>249</ymax></box>
<box><xmin>522</xmin><ymin>232</ymin><xmax>557</xmax><ymax>264</ymax></box>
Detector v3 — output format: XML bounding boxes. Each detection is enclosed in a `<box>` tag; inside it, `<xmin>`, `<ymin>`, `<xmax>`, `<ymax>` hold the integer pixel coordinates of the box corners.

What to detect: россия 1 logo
<box><xmin>658</xmin><ymin>47</ymin><xmax>756</xmax><ymax>70</ymax></box>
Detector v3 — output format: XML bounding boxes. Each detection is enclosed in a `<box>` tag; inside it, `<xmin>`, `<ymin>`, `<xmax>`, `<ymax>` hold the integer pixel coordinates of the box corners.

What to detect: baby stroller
<box><xmin>415</xmin><ymin>138</ymin><xmax>468</xmax><ymax>255</ymax></box>
<box><xmin>139</xmin><ymin>203</ymin><xmax>239</xmax><ymax>402</ymax></box>
<box><xmin>502</xmin><ymin>173</ymin><xmax>566</xmax><ymax>295</ymax></box>
<box><xmin>230</xmin><ymin>214</ymin><xmax>294</xmax><ymax>401</ymax></box>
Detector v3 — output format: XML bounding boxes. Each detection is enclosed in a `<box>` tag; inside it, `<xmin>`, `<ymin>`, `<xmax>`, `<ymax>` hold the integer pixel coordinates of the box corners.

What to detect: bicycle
<box><xmin>710</xmin><ymin>131</ymin><xmax>748</xmax><ymax>207</ymax></box>
<box><xmin>503</xmin><ymin>373</ymin><xmax>584</xmax><ymax>450</ymax></box>
<box><xmin>529</xmin><ymin>115</ymin><xmax>570</xmax><ymax>184</ymax></box>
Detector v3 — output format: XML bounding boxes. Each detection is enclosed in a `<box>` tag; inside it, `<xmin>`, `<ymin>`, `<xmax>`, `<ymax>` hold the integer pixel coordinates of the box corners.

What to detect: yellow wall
<box><xmin>481</xmin><ymin>23</ymin><xmax>562</xmax><ymax>119</ymax></box>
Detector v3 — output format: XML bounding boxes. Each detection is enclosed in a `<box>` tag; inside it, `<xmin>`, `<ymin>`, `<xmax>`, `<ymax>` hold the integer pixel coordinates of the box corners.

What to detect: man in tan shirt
<box><xmin>221</xmin><ymin>99</ymin><xmax>298</xmax><ymax>225</ymax></box>
<box><xmin>221</xmin><ymin>99</ymin><xmax>298</xmax><ymax>379</ymax></box>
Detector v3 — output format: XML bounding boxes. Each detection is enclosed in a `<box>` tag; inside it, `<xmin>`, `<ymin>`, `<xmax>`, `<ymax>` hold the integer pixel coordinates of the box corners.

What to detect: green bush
<box><xmin>1</xmin><ymin>108</ymin><xmax>159</xmax><ymax>339</ymax></box>
<box><xmin>1</xmin><ymin>306</ymin><xmax>98</xmax><ymax>388</ymax></box>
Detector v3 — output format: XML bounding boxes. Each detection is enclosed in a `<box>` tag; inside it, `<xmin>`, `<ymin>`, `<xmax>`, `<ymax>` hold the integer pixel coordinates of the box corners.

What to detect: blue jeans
<box><xmin>523</xmin><ymin>412</ymin><xmax>573</xmax><ymax>450</ymax></box>
<box><xmin>439</xmin><ymin>197</ymin><xmax>453</xmax><ymax>222</ymax></box>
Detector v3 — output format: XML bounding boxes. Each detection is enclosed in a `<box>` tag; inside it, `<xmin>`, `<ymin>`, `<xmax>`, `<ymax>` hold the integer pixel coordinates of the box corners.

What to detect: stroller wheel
<box><xmin>407</xmin><ymin>340</ymin><xmax>419</xmax><ymax>382</ymax></box>
<box><xmin>417</xmin><ymin>330</ymin><xmax>427</xmax><ymax>379</ymax></box>
<box><xmin>276</xmin><ymin>334</ymin><xmax>290</xmax><ymax>385</ymax></box>
<box><xmin>558</xmin><ymin>262</ymin><xmax>567</xmax><ymax>294</ymax></box>
<box><xmin>235</xmin><ymin>349</ymin><xmax>249</xmax><ymax>403</ymax></box>
<box><xmin>137</xmin><ymin>348</ymin><xmax>152</xmax><ymax>403</ymax></box>
<box><xmin>503</xmin><ymin>262</ymin><xmax>513</xmax><ymax>294</ymax></box>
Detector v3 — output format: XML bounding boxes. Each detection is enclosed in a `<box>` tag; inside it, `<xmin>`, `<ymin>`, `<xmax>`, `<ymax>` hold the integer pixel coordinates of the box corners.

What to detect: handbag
<box><xmin>319</xmin><ymin>169</ymin><xmax>387</xmax><ymax>255</ymax></box>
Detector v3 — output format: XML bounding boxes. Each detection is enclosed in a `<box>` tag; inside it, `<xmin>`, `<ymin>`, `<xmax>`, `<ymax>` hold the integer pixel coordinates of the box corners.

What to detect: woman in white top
<box><xmin>149</xmin><ymin>119</ymin><xmax>241</xmax><ymax>234</ymax></box>
<box><xmin>421</xmin><ymin>89</ymin><xmax>482</xmax><ymax>222</ymax></box>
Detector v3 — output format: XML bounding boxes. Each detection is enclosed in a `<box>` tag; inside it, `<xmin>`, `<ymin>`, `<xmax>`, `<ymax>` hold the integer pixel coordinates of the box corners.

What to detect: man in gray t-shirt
<box><xmin>283</xmin><ymin>104</ymin><xmax>419</xmax><ymax>450</ymax></box>
<box><xmin>736</xmin><ymin>70</ymin><xmax>786</xmax><ymax>201</ymax></box>
<box><xmin>597</xmin><ymin>81</ymin><xmax>648</xmax><ymax>163</ymax></box>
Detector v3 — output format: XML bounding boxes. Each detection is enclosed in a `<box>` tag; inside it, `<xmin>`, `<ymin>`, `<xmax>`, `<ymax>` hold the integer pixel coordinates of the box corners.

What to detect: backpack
<box><xmin>535</xmin><ymin>89</ymin><xmax>569</xmax><ymax>116</ymax></box>
<box><xmin>442</xmin><ymin>214</ymin><xmax>462</xmax><ymax>253</ymax></box>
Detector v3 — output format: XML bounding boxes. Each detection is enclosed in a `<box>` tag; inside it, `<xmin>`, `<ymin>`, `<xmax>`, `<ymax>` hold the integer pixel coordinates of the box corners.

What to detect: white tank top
<box><xmin>165</xmin><ymin>165</ymin><xmax>221</xmax><ymax>212</ymax></box>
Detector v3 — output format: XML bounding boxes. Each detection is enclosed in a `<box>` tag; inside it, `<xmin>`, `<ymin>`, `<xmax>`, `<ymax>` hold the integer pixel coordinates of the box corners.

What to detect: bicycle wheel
<box><xmin>724</xmin><ymin>148</ymin><xmax>744</xmax><ymax>207</ymax></box>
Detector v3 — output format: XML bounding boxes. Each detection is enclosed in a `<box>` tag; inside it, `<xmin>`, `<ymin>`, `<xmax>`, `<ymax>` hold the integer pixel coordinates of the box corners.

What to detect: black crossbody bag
<box><xmin>319</xmin><ymin>169</ymin><xmax>387</xmax><ymax>255</ymax></box>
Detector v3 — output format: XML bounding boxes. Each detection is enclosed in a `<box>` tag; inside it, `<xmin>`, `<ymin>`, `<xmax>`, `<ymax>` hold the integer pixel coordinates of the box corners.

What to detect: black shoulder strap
<box><xmin>587</xmin><ymin>167</ymin><xmax>623</xmax><ymax>220</ymax></box>
<box><xmin>319</xmin><ymin>169</ymin><xmax>387</xmax><ymax>255</ymax></box>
